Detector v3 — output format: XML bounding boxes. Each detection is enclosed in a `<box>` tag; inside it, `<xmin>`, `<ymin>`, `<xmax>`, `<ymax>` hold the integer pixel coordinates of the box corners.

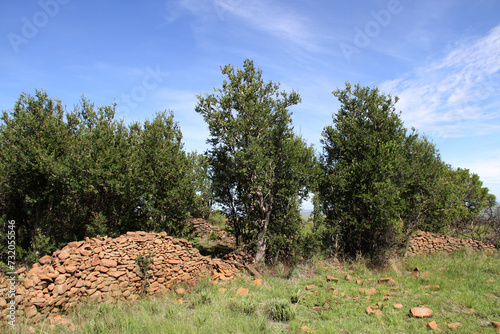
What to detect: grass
<box><xmin>3</xmin><ymin>249</ymin><xmax>499</xmax><ymax>333</ymax></box>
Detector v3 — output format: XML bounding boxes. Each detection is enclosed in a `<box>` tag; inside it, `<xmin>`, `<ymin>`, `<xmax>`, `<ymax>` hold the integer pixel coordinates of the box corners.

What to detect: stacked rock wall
<box><xmin>0</xmin><ymin>231</ymin><xmax>238</xmax><ymax>322</ymax></box>
<box><xmin>407</xmin><ymin>230</ymin><xmax>496</xmax><ymax>255</ymax></box>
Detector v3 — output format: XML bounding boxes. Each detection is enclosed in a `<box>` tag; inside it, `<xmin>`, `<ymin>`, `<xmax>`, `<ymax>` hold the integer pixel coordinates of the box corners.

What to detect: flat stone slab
<box><xmin>410</xmin><ymin>307</ymin><xmax>433</xmax><ymax>318</ymax></box>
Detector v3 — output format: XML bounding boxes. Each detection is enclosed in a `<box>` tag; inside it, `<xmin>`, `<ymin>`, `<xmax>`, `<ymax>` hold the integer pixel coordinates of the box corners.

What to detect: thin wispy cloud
<box><xmin>380</xmin><ymin>24</ymin><xmax>500</xmax><ymax>139</ymax></box>
<box><xmin>1</xmin><ymin>1</ymin><xmax>499</xmax><ymax>198</ymax></box>
<box><xmin>456</xmin><ymin>154</ymin><xmax>500</xmax><ymax>194</ymax></box>
<box><xmin>221</xmin><ymin>1</ymin><xmax>321</xmax><ymax>51</ymax></box>
<box><xmin>172</xmin><ymin>0</ymin><xmax>325</xmax><ymax>53</ymax></box>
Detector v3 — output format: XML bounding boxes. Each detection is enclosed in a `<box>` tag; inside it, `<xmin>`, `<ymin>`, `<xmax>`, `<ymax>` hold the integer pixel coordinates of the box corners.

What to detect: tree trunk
<box><xmin>254</xmin><ymin>209</ymin><xmax>271</xmax><ymax>263</ymax></box>
<box><xmin>254</xmin><ymin>233</ymin><xmax>267</xmax><ymax>263</ymax></box>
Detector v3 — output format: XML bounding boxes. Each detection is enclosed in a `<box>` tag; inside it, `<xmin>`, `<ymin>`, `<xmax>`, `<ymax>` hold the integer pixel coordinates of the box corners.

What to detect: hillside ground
<box><xmin>4</xmin><ymin>247</ymin><xmax>499</xmax><ymax>333</ymax></box>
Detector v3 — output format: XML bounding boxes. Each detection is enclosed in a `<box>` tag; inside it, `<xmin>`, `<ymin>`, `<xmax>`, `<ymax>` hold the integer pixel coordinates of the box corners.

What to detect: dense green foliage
<box><xmin>0</xmin><ymin>91</ymin><xmax>197</xmax><ymax>264</ymax></box>
<box><xmin>0</xmin><ymin>63</ymin><xmax>496</xmax><ymax>266</ymax></box>
<box><xmin>195</xmin><ymin>59</ymin><xmax>316</xmax><ymax>262</ymax></box>
<box><xmin>318</xmin><ymin>83</ymin><xmax>496</xmax><ymax>260</ymax></box>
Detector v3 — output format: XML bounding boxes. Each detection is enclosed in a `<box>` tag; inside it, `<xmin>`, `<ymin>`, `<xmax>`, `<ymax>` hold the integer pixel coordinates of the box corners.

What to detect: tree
<box><xmin>319</xmin><ymin>83</ymin><xmax>496</xmax><ymax>260</ymax></box>
<box><xmin>196</xmin><ymin>59</ymin><xmax>315</xmax><ymax>262</ymax></box>
<box><xmin>0</xmin><ymin>91</ymin><xmax>73</xmax><ymax>262</ymax></box>
<box><xmin>135</xmin><ymin>111</ymin><xmax>196</xmax><ymax>234</ymax></box>
<box><xmin>66</xmin><ymin>97</ymin><xmax>139</xmax><ymax>237</ymax></box>
<box><xmin>439</xmin><ymin>167</ymin><xmax>496</xmax><ymax>235</ymax></box>
<box><xmin>319</xmin><ymin>83</ymin><xmax>437</xmax><ymax>259</ymax></box>
<box><xmin>398</xmin><ymin>134</ymin><xmax>449</xmax><ymax>234</ymax></box>
<box><xmin>0</xmin><ymin>91</ymin><xmax>197</xmax><ymax>264</ymax></box>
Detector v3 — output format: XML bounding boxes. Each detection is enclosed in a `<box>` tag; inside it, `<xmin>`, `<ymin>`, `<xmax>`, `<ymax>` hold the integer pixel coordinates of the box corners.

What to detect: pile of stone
<box><xmin>222</xmin><ymin>247</ymin><xmax>255</xmax><ymax>267</ymax></box>
<box><xmin>190</xmin><ymin>218</ymin><xmax>235</xmax><ymax>246</ymax></box>
<box><xmin>190</xmin><ymin>218</ymin><xmax>255</xmax><ymax>267</ymax></box>
<box><xmin>407</xmin><ymin>230</ymin><xmax>496</xmax><ymax>255</ymax></box>
<box><xmin>0</xmin><ymin>231</ymin><xmax>238</xmax><ymax>322</ymax></box>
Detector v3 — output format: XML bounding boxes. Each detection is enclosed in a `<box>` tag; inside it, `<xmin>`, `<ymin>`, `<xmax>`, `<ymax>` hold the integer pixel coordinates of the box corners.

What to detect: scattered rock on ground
<box><xmin>447</xmin><ymin>322</ymin><xmax>462</xmax><ymax>329</ymax></box>
<box><xmin>410</xmin><ymin>307</ymin><xmax>433</xmax><ymax>318</ymax></box>
<box><xmin>428</xmin><ymin>321</ymin><xmax>438</xmax><ymax>330</ymax></box>
<box><xmin>491</xmin><ymin>321</ymin><xmax>500</xmax><ymax>332</ymax></box>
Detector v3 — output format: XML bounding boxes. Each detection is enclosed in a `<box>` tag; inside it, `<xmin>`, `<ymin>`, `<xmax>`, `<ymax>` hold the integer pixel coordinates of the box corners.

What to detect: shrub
<box><xmin>266</xmin><ymin>298</ymin><xmax>295</xmax><ymax>322</ymax></box>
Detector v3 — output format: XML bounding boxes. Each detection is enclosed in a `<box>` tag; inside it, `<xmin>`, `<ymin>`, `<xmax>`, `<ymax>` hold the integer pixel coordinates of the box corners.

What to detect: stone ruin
<box><xmin>407</xmin><ymin>230</ymin><xmax>497</xmax><ymax>255</ymax></box>
<box><xmin>1</xmin><ymin>226</ymin><xmax>497</xmax><ymax>323</ymax></box>
<box><xmin>0</xmin><ymin>231</ymin><xmax>239</xmax><ymax>323</ymax></box>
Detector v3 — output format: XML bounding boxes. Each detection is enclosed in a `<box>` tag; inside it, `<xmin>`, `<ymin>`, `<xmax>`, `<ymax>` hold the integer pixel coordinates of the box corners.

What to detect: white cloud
<box><xmin>456</xmin><ymin>155</ymin><xmax>500</xmax><ymax>198</ymax></box>
<box><xmin>171</xmin><ymin>0</ymin><xmax>325</xmax><ymax>53</ymax></box>
<box><xmin>380</xmin><ymin>24</ymin><xmax>500</xmax><ymax>139</ymax></box>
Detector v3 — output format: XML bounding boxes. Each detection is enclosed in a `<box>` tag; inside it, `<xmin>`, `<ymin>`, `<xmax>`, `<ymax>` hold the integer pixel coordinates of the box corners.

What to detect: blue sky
<box><xmin>1</xmin><ymin>0</ymin><xmax>499</xmax><ymax>209</ymax></box>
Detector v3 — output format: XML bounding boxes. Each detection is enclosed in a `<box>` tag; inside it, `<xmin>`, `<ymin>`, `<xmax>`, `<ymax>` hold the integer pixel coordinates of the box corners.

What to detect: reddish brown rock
<box><xmin>54</xmin><ymin>275</ymin><xmax>66</xmax><ymax>285</ymax></box>
<box><xmin>305</xmin><ymin>284</ymin><xmax>317</xmax><ymax>290</ymax></box>
<box><xmin>447</xmin><ymin>322</ymin><xmax>462</xmax><ymax>329</ymax></box>
<box><xmin>65</xmin><ymin>262</ymin><xmax>77</xmax><ymax>274</ymax></box>
<box><xmin>39</xmin><ymin>255</ymin><xmax>52</xmax><ymax>265</ymax></box>
<box><xmin>15</xmin><ymin>267</ymin><xmax>26</xmax><ymax>274</ymax></box>
<box><xmin>108</xmin><ymin>271</ymin><xmax>126</xmax><ymax>278</ymax></box>
<box><xmin>25</xmin><ymin>305</ymin><xmax>38</xmax><ymax>318</ymax></box>
<box><xmin>54</xmin><ymin>284</ymin><xmax>66</xmax><ymax>296</ymax></box>
<box><xmin>46</xmin><ymin>272</ymin><xmax>59</xmax><ymax>280</ymax></box>
<box><xmin>393</xmin><ymin>303</ymin><xmax>403</xmax><ymax>309</ymax></box>
<box><xmin>58</xmin><ymin>251</ymin><xmax>70</xmax><ymax>260</ymax></box>
<box><xmin>236</xmin><ymin>287</ymin><xmax>249</xmax><ymax>296</ymax></box>
<box><xmin>379</xmin><ymin>277</ymin><xmax>397</xmax><ymax>286</ymax></box>
<box><xmin>79</xmin><ymin>250</ymin><xmax>91</xmax><ymax>256</ymax></box>
<box><xmin>253</xmin><ymin>279</ymin><xmax>263</xmax><ymax>286</ymax></box>
<box><xmin>410</xmin><ymin>307</ymin><xmax>433</xmax><ymax>318</ymax></box>
<box><xmin>100</xmin><ymin>259</ymin><xmax>117</xmax><ymax>268</ymax></box>
<box><xmin>428</xmin><ymin>321</ymin><xmax>438</xmax><ymax>330</ymax></box>
<box><xmin>38</xmin><ymin>274</ymin><xmax>52</xmax><ymax>282</ymax></box>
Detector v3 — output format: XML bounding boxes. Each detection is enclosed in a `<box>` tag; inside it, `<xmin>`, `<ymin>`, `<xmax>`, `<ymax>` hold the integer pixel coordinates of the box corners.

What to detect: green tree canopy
<box><xmin>320</xmin><ymin>83</ymin><xmax>438</xmax><ymax>259</ymax></box>
<box><xmin>319</xmin><ymin>83</ymin><xmax>496</xmax><ymax>260</ymax></box>
<box><xmin>0</xmin><ymin>90</ymin><xmax>198</xmax><ymax>264</ymax></box>
<box><xmin>196</xmin><ymin>59</ymin><xmax>316</xmax><ymax>262</ymax></box>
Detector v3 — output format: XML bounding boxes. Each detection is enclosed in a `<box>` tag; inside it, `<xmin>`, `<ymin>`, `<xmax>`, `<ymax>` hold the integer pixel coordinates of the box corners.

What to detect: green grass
<box><xmin>207</xmin><ymin>211</ymin><xmax>227</xmax><ymax>230</ymax></box>
<box><xmin>300</xmin><ymin>213</ymin><xmax>312</xmax><ymax>222</ymax></box>
<box><xmin>4</xmin><ymin>249</ymin><xmax>499</xmax><ymax>333</ymax></box>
